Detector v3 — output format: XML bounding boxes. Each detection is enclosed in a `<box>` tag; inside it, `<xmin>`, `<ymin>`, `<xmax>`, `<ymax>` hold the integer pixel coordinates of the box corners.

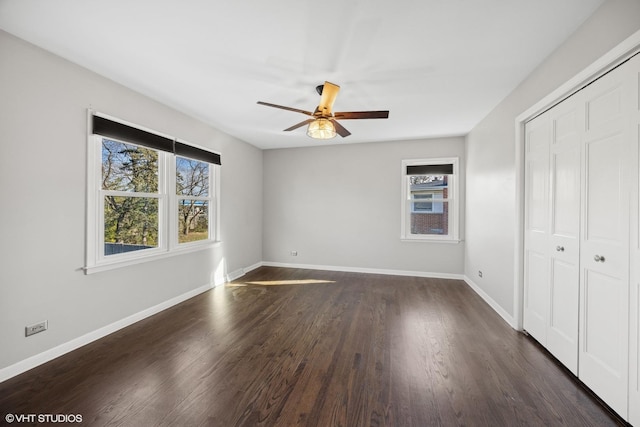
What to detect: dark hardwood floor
<box><xmin>0</xmin><ymin>267</ymin><xmax>623</xmax><ymax>426</ymax></box>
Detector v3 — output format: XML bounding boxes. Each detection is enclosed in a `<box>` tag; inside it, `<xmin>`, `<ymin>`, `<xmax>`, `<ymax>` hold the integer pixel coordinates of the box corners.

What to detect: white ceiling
<box><xmin>0</xmin><ymin>0</ymin><xmax>604</xmax><ymax>149</ymax></box>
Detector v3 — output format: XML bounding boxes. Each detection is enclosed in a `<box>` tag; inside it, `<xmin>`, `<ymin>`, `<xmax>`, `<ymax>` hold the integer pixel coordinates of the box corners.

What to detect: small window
<box><xmin>401</xmin><ymin>158</ymin><xmax>459</xmax><ymax>241</ymax></box>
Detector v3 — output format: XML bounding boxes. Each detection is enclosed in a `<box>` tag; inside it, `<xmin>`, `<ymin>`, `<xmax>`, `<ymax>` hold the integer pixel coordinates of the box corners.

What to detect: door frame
<box><xmin>513</xmin><ymin>29</ymin><xmax>640</xmax><ymax>331</ymax></box>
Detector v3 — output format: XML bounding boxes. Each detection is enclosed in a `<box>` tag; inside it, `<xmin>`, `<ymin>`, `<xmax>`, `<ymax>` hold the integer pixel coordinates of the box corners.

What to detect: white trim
<box><xmin>224</xmin><ymin>263</ymin><xmax>264</xmax><ymax>284</ymax></box>
<box><xmin>513</xmin><ymin>119</ymin><xmax>526</xmax><ymax>331</ymax></box>
<box><xmin>226</xmin><ymin>268</ymin><xmax>246</xmax><ymax>283</ymax></box>
<box><xmin>400</xmin><ymin>238</ymin><xmax>461</xmax><ymax>244</ymax></box>
<box><xmin>243</xmin><ymin>262</ymin><xmax>264</xmax><ymax>275</ymax></box>
<box><xmin>513</xmin><ymin>29</ymin><xmax>640</xmax><ymax>331</ymax></box>
<box><xmin>85</xmin><ymin>111</ymin><xmax>97</xmax><ymax>270</ymax></box>
<box><xmin>212</xmin><ymin>274</ymin><xmax>227</xmax><ymax>287</ymax></box>
<box><xmin>84</xmin><ymin>240</ymin><xmax>222</xmax><ymax>274</ymax></box>
<box><xmin>464</xmin><ymin>276</ymin><xmax>516</xmax><ymax>328</ymax></box>
<box><xmin>213</xmin><ymin>164</ymin><xmax>221</xmax><ymax>243</ymax></box>
<box><xmin>174</xmin><ymin>156</ymin><xmax>215</xmax><ymax>248</ymax></box>
<box><xmin>0</xmin><ymin>282</ymin><xmax>213</xmax><ymax>384</ymax></box>
<box><xmin>261</xmin><ymin>261</ymin><xmax>464</xmax><ymax>280</ymax></box>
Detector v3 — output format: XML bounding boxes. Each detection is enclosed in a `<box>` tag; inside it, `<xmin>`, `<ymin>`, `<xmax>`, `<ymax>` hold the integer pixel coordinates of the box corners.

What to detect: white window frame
<box><xmin>401</xmin><ymin>157</ymin><xmax>459</xmax><ymax>242</ymax></box>
<box><xmin>171</xmin><ymin>156</ymin><xmax>216</xmax><ymax>248</ymax></box>
<box><xmin>85</xmin><ymin>114</ymin><xmax>220</xmax><ymax>274</ymax></box>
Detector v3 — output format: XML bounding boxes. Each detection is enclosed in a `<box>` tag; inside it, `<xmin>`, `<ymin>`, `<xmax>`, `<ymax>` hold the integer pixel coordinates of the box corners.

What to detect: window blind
<box><xmin>406</xmin><ymin>163</ymin><xmax>453</xmax><ymax>175</ymax></box>
<box><xmin>174</xmin><ymin>141</ymin><xmax>221</xmax><ymax>165</ymax></box>
<box><xmin>92</xmin><ymin>115</ymin><xmax>221</xmax><ymax>165</ymax></box>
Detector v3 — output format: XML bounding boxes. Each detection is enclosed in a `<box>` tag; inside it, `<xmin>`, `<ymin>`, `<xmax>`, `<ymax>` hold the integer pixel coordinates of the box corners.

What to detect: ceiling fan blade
<box><xmin>257</xmin><ymin>101</ymin><xmax>313</xmax><ymax>116</ymax></box>
<box><xmin>317</xmin><ymin>81</ymin><xmax>340</xmax><ymax>115</ymax></box>
<box><xmin>332</xmin><ymin>119</ymin><xmax>351</xmax><ymax>137</ymax></box>
<box><xmin>284</xmin><ymin>119</ymin><xmax>315</xmax><ymax>132</ymax></box>
<box><xmin>333</xmin><ymin>110</ymin><xmax>389</xmax><ymax>120</ymax></box>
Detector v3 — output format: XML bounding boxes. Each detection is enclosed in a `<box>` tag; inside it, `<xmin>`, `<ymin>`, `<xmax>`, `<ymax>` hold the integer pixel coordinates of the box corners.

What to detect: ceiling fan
<box><xmin>257</xmin><ymin>81</ymin><xmax>389</xmax><ymax>139</ymax></box>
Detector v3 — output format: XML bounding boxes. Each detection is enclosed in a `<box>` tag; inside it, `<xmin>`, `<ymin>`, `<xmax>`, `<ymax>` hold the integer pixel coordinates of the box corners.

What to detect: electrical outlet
<box><xmin>290</xmin><ymin>250</ymin><xmax>298</xmax><ymax>256</ymax></box>
<box><xmin>25</xmin><ymin>321</ymin><xmax>48</xmax><ymax>337</ymax></box>
<box><xmin>478</xmin><ymin>270</ymin><xmax>483</xmax><ymax>278</ymax></box>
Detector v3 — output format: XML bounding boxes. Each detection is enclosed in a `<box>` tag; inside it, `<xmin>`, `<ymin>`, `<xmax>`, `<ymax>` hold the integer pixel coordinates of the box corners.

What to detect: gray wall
<box><xmin>263</xmin><ymin>137</ymin><xmax>465</xmax><ymax>276</ymax></box>
<box><xmin>0</xmin><ymin>31</ymin><xmax>263</xmax><ymax>371</ymax></box>
<box><xmin>464</xmin><ymin>0</ymin><xmax>640</xmax><ymax>318</ymax></box>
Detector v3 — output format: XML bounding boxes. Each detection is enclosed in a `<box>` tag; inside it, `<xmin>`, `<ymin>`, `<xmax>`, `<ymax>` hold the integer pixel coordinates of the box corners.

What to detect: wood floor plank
<box><xmin>0</xmin><ymin>267</ymin><xmax>624</xmax><ymax>426</ymax></box>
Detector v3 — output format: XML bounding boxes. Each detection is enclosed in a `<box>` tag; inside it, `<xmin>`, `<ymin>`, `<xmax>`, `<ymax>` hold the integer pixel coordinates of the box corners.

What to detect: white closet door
<box><xmin>627</xmin><ymin>53</ymin><xmax>640</xmax><ymax>426</ymax></box>
<box><xmin>523</xmin><ymin>113</ymin><xmax>551</xmax><ymax>344</ymax></box>
<box><xmin>579</xmin><ymin>60</ymin><xmax>632</xmax><ymax>417</ymax></box>
<box><xmin>546</xmin><ymin>96</ymin><xmax>582</xmax><ymax>375</ymax></box>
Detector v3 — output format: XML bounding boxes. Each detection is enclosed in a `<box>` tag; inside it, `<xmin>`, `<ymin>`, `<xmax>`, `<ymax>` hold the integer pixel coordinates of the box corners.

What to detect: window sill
<box><xmin>401</xmin><ymin>237</ymin><xmax>461</xmax><ymax>244</ymax></box>
<box><xmin>84</xmin><ymin>240</ymin><xmax>222</xmax><ymax>275</ymax></box>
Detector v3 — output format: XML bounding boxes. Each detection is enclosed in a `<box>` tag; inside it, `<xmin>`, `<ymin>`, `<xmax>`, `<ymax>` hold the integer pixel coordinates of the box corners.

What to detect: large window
<box><xmin>86</xmin><ymin>113</ymin><xmax>221</xmax><ymax>273</ymax></box>
<box><xmin>401</xmin><ymin>158</ymin><xmax>459</xmax><ymax>241</ymax></box>
<box><xmin>102</xmin><ymin>139</ymin><xmax>161</xmax><ymax>255</ymax></box>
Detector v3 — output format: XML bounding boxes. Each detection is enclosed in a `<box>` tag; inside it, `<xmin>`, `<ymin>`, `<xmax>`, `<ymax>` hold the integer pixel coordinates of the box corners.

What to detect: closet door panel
<box><xmin>524</xmin><ymin>250</ymin><xmax>549</xmax><ymax>341</ymax></box>
<box><xmin>579</xmin><ymin>65</ymin><xmax>630</xmax><ymax>418</ymax></box>
<box><xmin>583</xmin><ymin>270</ymin><xmax>625</xmax><ymax>370</ymax></box>
<box><xmin>584</xmin><ymin>135</ymin><xmax>625</xmax><ymax>251</ymax></box>
<box><xmin>547</xmin><ymin>100</ymin><xmax>581</xmax><ymax>373</ymax></box>
<box><xmin>523</xmin><ymin>114</ymin><xmax>551</xmax><ymax>343</ymax></box>
<box><xmin>550</xmin><ymin>151</ymin><xmax>580</xmax><ymax>236</ymax></box>
<box><xmin>548</xmin><ymin>258</ymin><xmax>578</xmax><ymax>367</ymax></box>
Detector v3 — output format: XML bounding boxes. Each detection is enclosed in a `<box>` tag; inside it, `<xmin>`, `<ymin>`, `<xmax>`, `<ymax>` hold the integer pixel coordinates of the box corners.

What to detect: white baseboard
<box><xmin>225</xmin><ymin>262</ymin><xmax>264</xmax><ymax>283</ymax></box>
<box><xmin>463</xmin><ymin>275</ymin><xmax>516</xmax><ymax>328</ymax></box>
<box><xmin>225</xmin><ymin>268</ymin><xmax>245</xmax><ymax>283</ymax></box>
<box><xmin>0</xmin><ymin>282</ymin><xmax>213</xmax><ymax>384</ymax></box>
<box><xmin>243</xmin><ymin>262</ymin><xmax>263</xmax><ymax>274</ymax></box>
<box><xmin>261</xmin><ymin>261</ymin><xmax>464</xmax><ymax>280</ymax></box>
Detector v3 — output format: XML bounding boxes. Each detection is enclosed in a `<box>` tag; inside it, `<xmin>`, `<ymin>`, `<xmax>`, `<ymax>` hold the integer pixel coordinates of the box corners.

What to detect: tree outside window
<box><xmin>102</xmin><ymin>139</ymin><xmax>159</xmax><ymax>254</ymax></box>
<box><xmin>176</xmin><ymin>157</ymin><xmax>210</xmax><ymax>244</ymax></box>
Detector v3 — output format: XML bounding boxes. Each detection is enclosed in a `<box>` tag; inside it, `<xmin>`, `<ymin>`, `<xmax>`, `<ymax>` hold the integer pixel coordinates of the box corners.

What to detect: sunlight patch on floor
<box><xmin>228</xmin><ymin>279</ymin><xmax>336</xmax><ymax>287</ymax></box>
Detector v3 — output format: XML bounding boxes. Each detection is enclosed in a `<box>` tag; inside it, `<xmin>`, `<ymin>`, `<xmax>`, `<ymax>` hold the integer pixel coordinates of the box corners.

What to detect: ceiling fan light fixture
<box><xmin>307</xmin><ymin>118</ymin><xmax>336</xmax><ymax>139</ymax></box>
<box><xmin>257</xmin><ymin>81</ymin><xmax>388</xmax><ymax>139</ymax></box>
